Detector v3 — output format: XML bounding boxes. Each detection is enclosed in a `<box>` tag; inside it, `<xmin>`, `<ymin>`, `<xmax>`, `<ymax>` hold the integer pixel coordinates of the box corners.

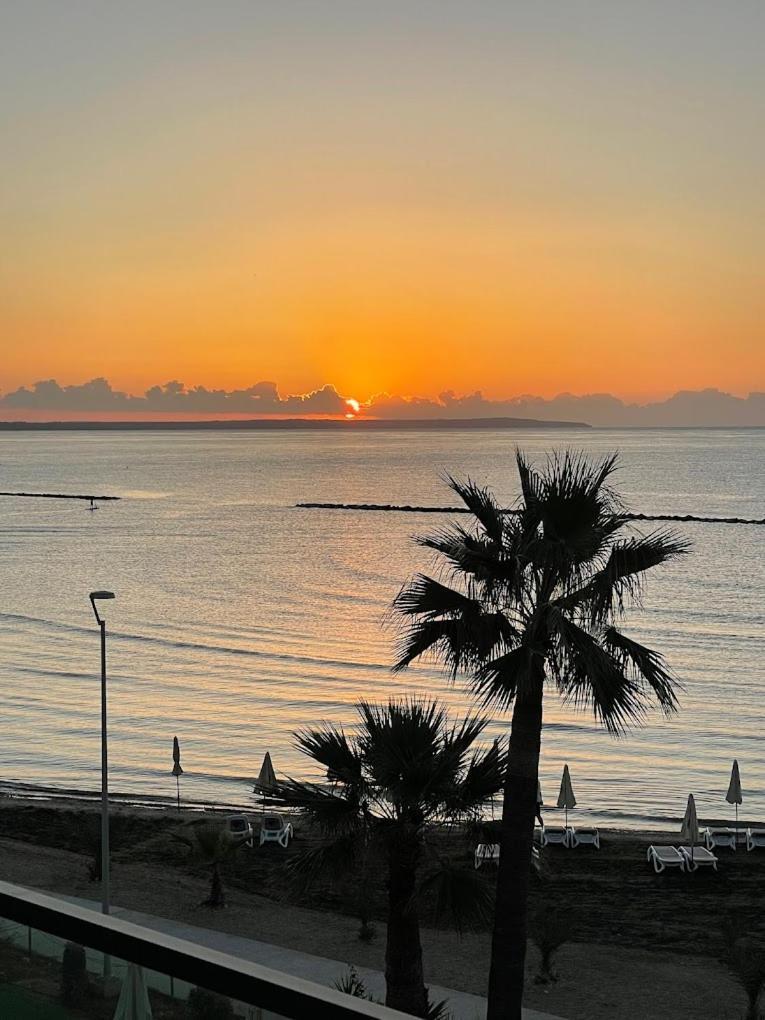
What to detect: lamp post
<box><xmin>89</xmin><ymin>591</ymin><xmax>115</xmax><ymax>917</ymax></box>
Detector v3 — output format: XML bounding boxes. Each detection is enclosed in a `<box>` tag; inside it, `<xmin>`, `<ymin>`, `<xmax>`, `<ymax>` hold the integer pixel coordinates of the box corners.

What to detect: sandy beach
<box><xmin>0</xmin><ymin>795</ymin><xmax>758</xmax><ymax>1019</ymax></box>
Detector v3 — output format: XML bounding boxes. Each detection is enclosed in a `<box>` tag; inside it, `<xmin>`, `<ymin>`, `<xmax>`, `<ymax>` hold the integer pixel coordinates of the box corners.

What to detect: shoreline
<box><xmin>0</xmin><ymin>781</ymin><xmax>758</xmax><ymax>836</ymax></box>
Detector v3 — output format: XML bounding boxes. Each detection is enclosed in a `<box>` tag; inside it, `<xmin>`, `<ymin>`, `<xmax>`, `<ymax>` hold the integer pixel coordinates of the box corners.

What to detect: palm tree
<box><xmin>273</xmin><ymin>699</ymin><xmax>505</xmax><ymax>1018</ymax></box>
<box><xmin>392</xmin><ymin>451</ymin><xmax>689</xmax><ymax>1020</ymax></box>
<box><xmin>174</xmin><ymin>820</ymin><xmax>248</xmax><ymax>908</ymax></box>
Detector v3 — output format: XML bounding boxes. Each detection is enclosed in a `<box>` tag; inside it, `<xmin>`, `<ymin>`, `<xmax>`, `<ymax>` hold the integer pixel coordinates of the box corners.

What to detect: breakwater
<box><xmin>0</xmin><ymin>491</ymin><xmax>120</xmax><ymax>501</ymax></box>
<box><xmin>296</xmin><ymin>502</ymin><xmax>764</xmax><ymax>525</ymax></box>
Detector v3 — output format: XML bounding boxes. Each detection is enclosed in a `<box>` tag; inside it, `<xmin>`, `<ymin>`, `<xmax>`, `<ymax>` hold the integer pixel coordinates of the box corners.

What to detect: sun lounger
<box><xmin>474</xmin><ymin>843</ymin><xmax>500</xmax><ymax>869</ymax></box>
<box><xmin>541</xmin><ymin>825</ymin><xmax>571</xmax><ymax>848</ymax></box>
<box><xmin>703</xmin><ymin>827</ymin><xmax>736</xmax><ymax>851</ymax></box>
<box><xmin>259</xmin><ymin>813</ymin><xmax>293</xmax><ymax>848</ymax></box>
<box><xmin>746</xmin><ymin>828</ymin><xmax>765</xmax><ymax>852</ymax></box>
<box><xmin>679</xmin><ymin>846</ymin><xmax>718</xmax><ymax>872</ymax></box>
<box><xmin>570</xmin><ymin>826</ymin><xmax>600</xmax><ymax>849</ymax></box>
<box><xmin>227</xmin><ymin>814</ymin><xmax>254</xmax><ymax>847</ymax></box>
<box><xmin>647</xmin><ymin>845</ymin><xmax>685</xmax><ymax>873</ymax></box>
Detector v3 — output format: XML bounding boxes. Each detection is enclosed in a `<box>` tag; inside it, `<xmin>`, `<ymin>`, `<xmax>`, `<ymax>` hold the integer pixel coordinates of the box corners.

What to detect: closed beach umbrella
<box><xmin>113</xmin><ymin>962</ymin><xmax>153</xmax><ymax>1019</ymax></box>
<box><xmin>255</xmin><ymin>752</ymin><xmax>277</xmax><ymax>812</ymax></box>
<box><xmin>171</xmin><ymin>736</ymin><xmax>183</xmax><ymax>811</ymax></box>
<box><xmin>557</xmin><ymin>764</ymin><xmax>576</xmax><ymax>829</ymax></box>
<box><xmin>681</xmin><ymin>794</ymin><xmax>699</xmax><ymax>862</ymax></box>
<box><xmin>726</xmin><ymin>759</ymin><xmax>743</xmax><ymax>845</ymax></box>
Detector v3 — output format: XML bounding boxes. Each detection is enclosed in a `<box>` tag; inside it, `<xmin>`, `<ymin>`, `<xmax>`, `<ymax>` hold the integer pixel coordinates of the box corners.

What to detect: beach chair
<box><xmin>541</xmin><ymin>825</ymin><xmax>571</xmax><ymax>848</ymax></box>
<box><xmin>703</xmin><ymin>827</ymin><xmax>736</xmax><ymax>851</ymax></box>
<box><xmin>259</xmin><ymin>813</ymin><xmax>293</xmax><ymax>848</ymax></box>
<box><xmin>570</xmin><ymin>826</ymin><xmax>600</xmax><ymax>849</ymax></box>
<box><xmin>647</xmin><ymin>845</ymin><xmax>685</xmax><ymax>873</ymax></box>
<box><xmin>679</xmin><ymin>846</ymin><xmax>718</xmax><ymax>872</ymax></box>
<box><xmin>474</xmin><ymin>843</ymin><xmax>500</xmax><ymax>869</ymax></box>
<box><xmin>227</xmin><ymin>814</ymin><xmax>254</xmax><ymax>848</ymax></box>
<box><xmin>746</xmin><ymin>828</ymin><xmax>765</xmax><ymax>852</ymax></box>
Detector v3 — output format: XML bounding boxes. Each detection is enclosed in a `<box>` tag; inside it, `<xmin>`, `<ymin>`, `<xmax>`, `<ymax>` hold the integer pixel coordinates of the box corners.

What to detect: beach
<box><xmin>0</xmin><ymin>794</ymin><xmax>757</xmax><ymax>1019</ymax></box>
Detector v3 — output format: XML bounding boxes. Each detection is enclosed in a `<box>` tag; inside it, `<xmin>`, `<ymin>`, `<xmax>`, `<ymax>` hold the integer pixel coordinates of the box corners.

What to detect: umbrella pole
<box><xmin>736</xmin><ymin>802</ymin><xmax>739</xmax><ymax>849</ymax></box>
<box><xmin>176</xmin><ymin>775</ymin><xmax>180</xmax><ymax>812</ymax></box>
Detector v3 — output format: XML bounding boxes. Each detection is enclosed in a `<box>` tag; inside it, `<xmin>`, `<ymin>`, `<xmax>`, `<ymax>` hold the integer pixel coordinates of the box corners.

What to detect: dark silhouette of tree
<box><xmin>274</xmin><ymin>699</ymin><xmax>503</xmax><ymax>1017</ymax></box>
<box><xmin>393</xmin><ymin>450</ymin><xmax>688</xmax><ymax>1019</ymax></box>
<box><xmin>173</xmin><ymin>820</ymin><xmax>248</xmax><ymax>908</ymax></box>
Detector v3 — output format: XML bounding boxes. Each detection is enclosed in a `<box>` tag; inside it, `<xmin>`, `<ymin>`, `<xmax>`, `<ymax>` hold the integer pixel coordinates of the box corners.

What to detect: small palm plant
<box><xmin>393</xmin><ymin>451</ymin><xmax>688</xmax><ymax>1019</ymax></box>
<box><xmin>174</xmin><ymin>820</ymin><xmax>247</xmax><ymax>908</ymax></box>
<box><xmin>273</xmin><ymin>699</ymin><xmax>504</xmax><ymax>1018</ymax></box>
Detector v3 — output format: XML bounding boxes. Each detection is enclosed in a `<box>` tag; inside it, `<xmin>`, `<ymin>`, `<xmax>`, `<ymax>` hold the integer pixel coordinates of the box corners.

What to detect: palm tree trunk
<box><xmin>207</xmin><ymin>862</ymin><xmax>225</xmax><ymax>908</ymax></box>
<box><xmin>486</xmin><ymin>673</ymin><xmax>544</xmax><ymax>1020</ymax></box>
<box><xmin>384</xmin><ymin>833</ymin><xmax>429</xmax><ymax>1017</ymax></box>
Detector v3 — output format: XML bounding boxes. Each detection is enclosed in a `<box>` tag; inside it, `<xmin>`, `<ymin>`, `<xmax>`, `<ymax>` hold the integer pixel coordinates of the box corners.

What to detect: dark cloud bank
<box><xmin>1</xmin><ymin>377</ymin><xmax>763</xmax><ymax>426</ymax></box>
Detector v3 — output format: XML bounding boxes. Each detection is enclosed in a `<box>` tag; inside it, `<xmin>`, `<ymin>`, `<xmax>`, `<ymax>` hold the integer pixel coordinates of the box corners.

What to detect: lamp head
<box><xmin>89</xmin><ymin>590</ymin><xmax>116</xmax><ymax>624</ymax></box>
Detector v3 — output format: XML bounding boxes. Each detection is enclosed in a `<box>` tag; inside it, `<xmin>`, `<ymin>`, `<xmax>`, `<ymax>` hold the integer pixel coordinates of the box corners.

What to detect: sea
<box><xmin>0</xmin><ymin>426</ymin><xmax>762</xmax><ymax>831</ymax></box>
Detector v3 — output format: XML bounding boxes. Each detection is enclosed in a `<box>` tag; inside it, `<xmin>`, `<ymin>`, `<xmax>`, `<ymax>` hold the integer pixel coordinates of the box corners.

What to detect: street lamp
<box><xmin>89</xmin><ymin>590</ymin><xmax>115</xmax><ymax>917</ymax></box>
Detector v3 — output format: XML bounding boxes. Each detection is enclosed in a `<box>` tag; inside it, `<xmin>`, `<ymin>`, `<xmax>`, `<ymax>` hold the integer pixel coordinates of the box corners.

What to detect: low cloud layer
<box><xmin>1</xmin><ymin>377</ymin><xmax>763</xmax><ymax>427</ymax></box>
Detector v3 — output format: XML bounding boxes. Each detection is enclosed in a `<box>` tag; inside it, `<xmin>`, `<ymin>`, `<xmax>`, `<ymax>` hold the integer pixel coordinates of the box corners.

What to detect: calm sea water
<box><xmin>0</xmin><ymin>427</ymin><xmax>762</xmax><ymax>830</ymax></box>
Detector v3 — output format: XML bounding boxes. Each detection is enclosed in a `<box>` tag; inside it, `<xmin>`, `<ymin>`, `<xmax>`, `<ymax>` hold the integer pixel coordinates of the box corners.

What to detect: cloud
<box><xmin>0</xmin><ymin>377</ymin><xmax>763</xmax><ymax>426</ymax></box>
<box><xmin>364</xmin><ymin>387</ymin><xmax>765</xmax><ymax>426</ymax></box>
<box><xmin>0</xmin><ymin>378</ymin><xmax>348</xmax><ymax>416</ymax></box>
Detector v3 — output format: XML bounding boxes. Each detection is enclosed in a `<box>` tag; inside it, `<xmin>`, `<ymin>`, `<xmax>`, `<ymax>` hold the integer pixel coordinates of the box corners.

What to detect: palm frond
<box><xmin>294</xmin><ymin>725</ymin><xmax>363</xmax><ymax>787</ymax></box>
<box><xmin>272</xmin><ymin>778</ymin><xmax>364</xmax><ymax>835</ymax></box>
<box><xmin>393</xmin><ymin>610</ymin><xmax>516</xmax><ymax>677</ymax></box>
<box><xmin>416</xmin><ymin>862</ymin><xmax>494</xmax><ymax>934</ymax></box>
<box><xmin>603</xmin><ymin>626</ymin><xmax>681</xmax><ymax>714</ymax></box>
<box><xmin>546</xmin><ymin>609</ymin><xmax>648</xmax><ymax>733</ymax></box>
<box><xmin>558</xmin><ymin>529</ymin><xmax>690</xmax><ymax>621</ymax></box>
<box><xmin>471</xmin><ymin>645</ymin><xmax>539</xmax><ymax>710</ymax></box>
<box><xmin>393</xmin><ymin>574</ymin><xmax>483</xmax><ymax>619</ymax></box>
<box><xmin>445</xmin><ymin>474</ymin><xmax>504</xmax><ymax>543</ymax></box>
<box><xmin>417</xmin><ymin>523</ymin><xmax>509</xmax><ymax>587</ymax></box>
<box><xmin>287</xmin><ymin>835</ymin><xmax>361</xmax><ymax>891</ymax></box>
<box><xmin>443</xmin><ymin>741</ymin><xmax>507</xmax><ymax>817</ymax></box>
<box><xmin>535</xmin><ymin>450</ymin><xmax>623</xmax><ymax>565</ymax></box>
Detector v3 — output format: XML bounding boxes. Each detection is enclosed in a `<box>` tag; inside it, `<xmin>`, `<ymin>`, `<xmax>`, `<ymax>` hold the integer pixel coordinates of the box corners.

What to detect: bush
<box><xmin>186</xmin><ymin>986</ymin><xmax>235</xmax><ymax>1019</ymax></box>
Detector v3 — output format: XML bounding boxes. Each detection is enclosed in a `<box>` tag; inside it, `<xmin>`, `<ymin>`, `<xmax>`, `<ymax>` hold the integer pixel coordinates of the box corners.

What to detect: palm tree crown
<box><xmin>394</xmin><ymin>450</ymin><xmax>689</xmax><ymax>732</ymax></box>
<box><xmin>274</xmin><ymin>699</ymin><xmax>505</xmax><ymax>1017</ymax></box>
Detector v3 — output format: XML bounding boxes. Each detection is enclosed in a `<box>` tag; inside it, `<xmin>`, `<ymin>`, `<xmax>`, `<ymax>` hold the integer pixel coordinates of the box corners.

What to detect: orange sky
<box><xmin>2</xmin><ymin>4</ymin><xmax>763</xmax><ymax>404</ymax></box>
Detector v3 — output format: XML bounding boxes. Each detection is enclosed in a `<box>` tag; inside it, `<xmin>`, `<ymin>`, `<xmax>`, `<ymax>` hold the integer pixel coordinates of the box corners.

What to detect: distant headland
<box><xmin>0</xmin><ymin>416</ymin><xmax>590</xmax><ymax>431</ymax></box>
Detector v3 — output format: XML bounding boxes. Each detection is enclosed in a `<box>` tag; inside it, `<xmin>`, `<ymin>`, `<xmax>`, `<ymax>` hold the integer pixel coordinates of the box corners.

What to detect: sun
<box><xmin>345</xmin><ymin>398</ymin><xmax>361</xmax><ymax>416</ymax></box>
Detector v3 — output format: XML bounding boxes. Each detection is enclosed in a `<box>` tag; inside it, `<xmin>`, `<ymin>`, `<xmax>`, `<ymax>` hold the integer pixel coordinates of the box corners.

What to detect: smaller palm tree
<box><xmin>174</xmin><ymin>820</ymin><xmax>248</xmax><ymax>908</ymax></box>
<box><xmin>272</xmin><ymin>699</ymin><xmax>505</xmax><ymax>1018</ymax></box>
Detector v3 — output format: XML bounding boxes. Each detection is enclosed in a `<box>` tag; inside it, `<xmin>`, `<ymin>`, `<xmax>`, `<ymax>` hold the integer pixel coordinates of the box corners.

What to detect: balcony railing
<box><xmin>0</xmin><ymin>879</ymin><xmax>410</xmax><ymax>1018</ymax></box>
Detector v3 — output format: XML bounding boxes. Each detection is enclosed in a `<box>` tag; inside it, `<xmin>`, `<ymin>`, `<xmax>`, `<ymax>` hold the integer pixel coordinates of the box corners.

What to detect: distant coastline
<box><xmin>0</xmin><ymin>415</ymin><xmax>591</xmax><ymax>431</ymax></box>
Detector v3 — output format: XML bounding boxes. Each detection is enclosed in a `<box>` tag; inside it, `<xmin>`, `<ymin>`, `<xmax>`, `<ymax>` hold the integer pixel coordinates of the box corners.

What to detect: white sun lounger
<box><xmin>259</xmin><ymin>813</ymin><xmax>293</xmax><ymax>848</ymax></box>
<box><xmin>541</xmin><ymin>825</ymin><xmax>571</xmax><ymax>848</ymax></box>
<box><xmin>703</xmin><ymin>827</ymin><xmax>736</xmax><ymax>851</ymax></box>
<box><xmin>474</xmin><ymin>843</ymin><xmax>500</xmax><ymax>869</ymax></box>
<box><xmin>570</xmin><ymin>826</ymin><xmax>600</xmax><ymax>849</ymax></box>
<box><xmin>746</xmin><ymin>828</ymin><xmax>765</xmax><ymax>851</ymax></box>
<box><xmin>680</xmin><ymin>846</ymin><xmax>718</xmax><ymax>871</ymax></box>
<box><xmin>647</xmin><ymin>845</ymin><xmax>685</xmax><ymax>873</ymax></box>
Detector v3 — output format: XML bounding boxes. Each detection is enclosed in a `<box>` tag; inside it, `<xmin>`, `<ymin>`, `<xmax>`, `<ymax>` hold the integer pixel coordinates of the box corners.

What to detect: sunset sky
<box><xmin>2</xmin><ymin>1</ymin><xmax>763</xmax><ymax>410</ymax></box>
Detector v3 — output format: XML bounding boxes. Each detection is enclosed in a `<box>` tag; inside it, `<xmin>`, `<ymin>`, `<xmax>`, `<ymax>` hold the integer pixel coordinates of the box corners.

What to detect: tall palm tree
<box><xmin>392</xmin><ymin>451</ymin><xmax>689</xmax><ymax>1020</ymax></box>
<box><xmin>273</xmin><ymin>699</ymin><xmax>505</xmax><ymax>1018</ymax></box>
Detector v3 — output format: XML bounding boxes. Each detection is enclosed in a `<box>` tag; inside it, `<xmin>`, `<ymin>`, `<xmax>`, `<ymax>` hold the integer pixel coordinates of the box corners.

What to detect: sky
<box><xmin>1</xmin><ymin>1</ymin><xmax>764</xmax><ymax>418</ymax></box>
